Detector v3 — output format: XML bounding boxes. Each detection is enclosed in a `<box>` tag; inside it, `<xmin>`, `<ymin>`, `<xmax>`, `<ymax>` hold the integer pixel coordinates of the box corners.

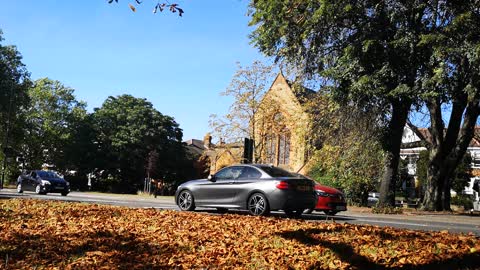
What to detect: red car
<box><xmin>305</xmin><ymin>184</ymin><xmax>347</xmax><ymax>215</ymax></box>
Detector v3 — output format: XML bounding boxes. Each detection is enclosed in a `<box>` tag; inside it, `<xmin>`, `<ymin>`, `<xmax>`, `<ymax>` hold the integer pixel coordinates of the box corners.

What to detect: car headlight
<box><xmin>316</xmin><ymin>190</ymin><xmax>329</xmax><ymax>197</ymax></box>
<box><xmin>41</xmin><ymin>180</ymin><xmax>51</xmax><ymax>185</ymax></box>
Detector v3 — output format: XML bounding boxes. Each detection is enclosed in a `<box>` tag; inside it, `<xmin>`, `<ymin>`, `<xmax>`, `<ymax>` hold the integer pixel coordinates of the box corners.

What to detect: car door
<box><xmin>18</xmin><ymin>171</ymin><xmax>30</xmax><ymax>191</ymax></box>
<box><xmin>27</xmin><ymin>171</ymin><xmax>38</xmax><ymax>191</ymax></box>
<box><xmin>20</xmin><ymin>171</ymin><xmax>32</xmax><ymax>191</ymax></box>
<box><xmin>230</xmin><ymin>166</ymin><xmax>263</xmax><ymax>207</ymax></box>
<box><xmin>194</xmin><ymin>166</ymin><xmax>242</xmax><ymax>207</ymax></box>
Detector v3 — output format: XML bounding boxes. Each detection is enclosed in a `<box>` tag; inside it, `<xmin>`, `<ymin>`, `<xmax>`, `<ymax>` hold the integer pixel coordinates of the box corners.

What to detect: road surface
<box><xmin>1</xmin><ymin>188</ymin><xmax>479</xmax><ymax>235</ymax></box>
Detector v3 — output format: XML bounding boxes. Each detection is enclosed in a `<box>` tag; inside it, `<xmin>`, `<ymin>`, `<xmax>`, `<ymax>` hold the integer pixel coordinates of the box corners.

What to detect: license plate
<box><xmin>55</xmin><ymin>186</ymin><xmax>64</xmax><ymax>190</ymax></box>
<box><xmin>335</xmin><ymin>206</ymin><xmax>346</xmax><ymax>210</ymax></box>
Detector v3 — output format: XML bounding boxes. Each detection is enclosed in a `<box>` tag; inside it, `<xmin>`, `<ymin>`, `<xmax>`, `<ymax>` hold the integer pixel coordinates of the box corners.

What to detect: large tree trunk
<box><xmin>423</xmin><ymin>155</ymin><xmax>448</xmax><ymax>211</ymax></box>
<box><xmin>422</xmin><ymin>93</ymin><xmax>480</xmax><ymax>211</ymax></box>
<box><xmin>378</xmin><ymin>99</ymin><xmax>411</xmax><ymax>207</ymax></box>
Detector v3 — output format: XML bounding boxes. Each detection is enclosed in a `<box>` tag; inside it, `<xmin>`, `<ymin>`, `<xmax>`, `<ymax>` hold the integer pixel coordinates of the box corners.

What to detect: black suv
<box><xmin>17</xmin><ymin>170</ymin><xmax>70</xmax><ymax>196</ymax></box>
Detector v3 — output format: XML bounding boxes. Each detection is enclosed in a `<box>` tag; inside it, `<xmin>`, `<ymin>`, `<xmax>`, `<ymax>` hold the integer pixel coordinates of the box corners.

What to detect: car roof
<box><xmin>226</xmin><ymin>164</ymin><xmax>277</xmax><ymax>169</ymax></box>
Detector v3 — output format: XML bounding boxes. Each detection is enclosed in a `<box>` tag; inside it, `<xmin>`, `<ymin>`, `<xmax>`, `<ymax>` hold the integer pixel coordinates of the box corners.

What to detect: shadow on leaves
<box><xmin>278</xmin><ymin>228</ymin><xmax>480</xmax><ymax>270</ymax></box>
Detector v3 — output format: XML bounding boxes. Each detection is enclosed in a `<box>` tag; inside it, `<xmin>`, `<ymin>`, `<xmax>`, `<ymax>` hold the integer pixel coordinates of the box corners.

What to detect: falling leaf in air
<box><xmin>129</xmin><ymin>4</ymin><xmax>136</xmax><ymax>12</ymax></box>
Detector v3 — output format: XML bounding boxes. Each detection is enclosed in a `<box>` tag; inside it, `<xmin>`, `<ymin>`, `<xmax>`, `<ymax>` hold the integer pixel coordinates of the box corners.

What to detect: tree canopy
<box><xmin>414</xmin><ymin>1</ymin><xmax>480</xmax><ymax>210</ymax></box>
<box><xmin>92</xmin><ymin>94</ymin><xmax>185</xmax><ymax>193</ymax></box>
<box><xmin>0</xmin><ymin>30</ymin><xmax>31</xmax><ymax>187</ymax></box>
<box><xmin>248</xmin><ymin>0</ymin><xmax>480</xmax><ymax>209</ymax></box>
<box><xmin>21</xmin><ymin>78</ymin><xmax>87</xmax><ymax>170</ymax></box>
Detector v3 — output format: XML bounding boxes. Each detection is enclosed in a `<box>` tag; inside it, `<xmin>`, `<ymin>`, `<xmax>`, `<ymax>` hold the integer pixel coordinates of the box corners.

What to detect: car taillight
<box><xmin>276</xmin><ymin>181</ymin><xmax>290</xmax><ymax>190</ymax></box>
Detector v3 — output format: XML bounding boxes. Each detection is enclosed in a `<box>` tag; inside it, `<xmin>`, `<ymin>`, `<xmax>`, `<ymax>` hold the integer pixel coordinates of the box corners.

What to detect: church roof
<box><xmin>285</xmin><ymin>79</ymin><xmax>316</xmax><ymax>104</ymax></box>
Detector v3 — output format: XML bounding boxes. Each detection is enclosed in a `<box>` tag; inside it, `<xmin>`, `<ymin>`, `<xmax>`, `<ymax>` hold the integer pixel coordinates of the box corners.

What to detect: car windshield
<box><xmin>37</xmin><ymin>171</ymin><xmax>61</xmax><ymax>179</ymax></box>
<box><xmin>258</xmin><ymin>166</ymin><xmax>296</xmax><ymax>177</ymax></box>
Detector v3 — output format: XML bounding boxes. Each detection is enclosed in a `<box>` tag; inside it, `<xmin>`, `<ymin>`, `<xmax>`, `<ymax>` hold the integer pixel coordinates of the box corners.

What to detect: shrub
<box><xmin>451</xmin><ymin>195</ymin><xmax>474</xmax><ymax>210</ymax></box>
<box><xmin>371</xmin><ymin>206</ymin><xmax>404</xmax><ymax>214</ymax></box>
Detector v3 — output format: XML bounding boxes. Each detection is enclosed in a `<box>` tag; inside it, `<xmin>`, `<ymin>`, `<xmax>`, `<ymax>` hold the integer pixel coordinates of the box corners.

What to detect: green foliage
<box><xmin>305</xmin><ymin>93</ymin><xmax>384</xmax><ymax>205</ymax></box>
<box><xmin>416</xmin><ymin>0</ymin><xmax>480</xmax><ymax>211</ymax></box>
<box><xmin>22</xmin><ymin>78</ymin><xmax>87</xmax><ymax>170</ymax></box>
<box><xmin>249</xmin><ymin>0</ymin><xmax>437</xmax><ymax>206</ymax></box>
<box><xmin>451</xmin><ymin>195</ymin><xmax>474</xmax><ymax>210</ymax></box>
<box><xmin>91</xmin><ymin>94</ymin><xmax>188</xmax><ymax>193</ymax></box>
<box><xmin>0</xmin><ymin>30</ymin><xmax>31</xmax><ymax>182</ymax></box>
<box><xmin>307</xmin><ymin>127</ymin><xmax>384</xmax><ymax>205</ymax></box>
<box><xmin>451</xmin><ymin>153</ymin><xmax>473</xmax><ymax>194</ymax></box>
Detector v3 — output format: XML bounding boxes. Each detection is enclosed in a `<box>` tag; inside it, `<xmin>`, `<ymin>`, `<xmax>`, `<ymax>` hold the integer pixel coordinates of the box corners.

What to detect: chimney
<box><xmin>204</xmin><ymin>133</ymin><xmax>212</xmax><ymax>149</ymax></box>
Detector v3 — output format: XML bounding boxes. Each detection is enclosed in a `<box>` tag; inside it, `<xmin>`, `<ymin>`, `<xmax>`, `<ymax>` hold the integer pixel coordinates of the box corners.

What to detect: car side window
<box><xmin>31</xmin><ymin>172</ymin><xmax>37</xmax><ymax>178</ymax></box>
<box><xmin>215</xmin><ymin>167</ymin><xmax>243</xmax><ymax>180</ymax></box>
<box><xmin>237</xmin><ymin>167</ymin><xmax>262</xmax><ymax>180</ymax></box>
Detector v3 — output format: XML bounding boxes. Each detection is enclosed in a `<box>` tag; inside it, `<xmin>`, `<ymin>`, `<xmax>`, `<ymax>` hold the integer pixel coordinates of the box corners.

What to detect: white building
<box><xmin>400</xmin><ymin>124</ymin><xmax>480</xmax><ymax>200</ymax></box>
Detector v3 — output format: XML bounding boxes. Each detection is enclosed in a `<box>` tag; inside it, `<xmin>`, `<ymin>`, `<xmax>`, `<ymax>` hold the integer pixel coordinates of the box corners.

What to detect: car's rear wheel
<box><xmin>324</xmin><ymin>210</ymin><xmax>338</xmax><ymax>216</ymax></box>
<box><xmin>16</xmin><ymin>183</ymin><xmax>23</xmax><ymax>193</ymax></box>
<box><xmin>247</xmin><ymin>193</ymin><xmax>270</xmax><ymax>216</ymax></box>
<box><xmin>177</xmin><ymin>190</ymin><xmax>195</xmax><ymax>211</ymax></box>
<box><xmin>285</xmin><ymin>209</ymin><xmax>304</xmax><ymax>218</ymax></box>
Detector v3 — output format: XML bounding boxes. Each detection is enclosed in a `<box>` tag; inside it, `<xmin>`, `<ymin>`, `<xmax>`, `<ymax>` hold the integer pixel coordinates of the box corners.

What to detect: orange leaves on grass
<box><xmin>0</xmin><ymin>199</ymin><xmax>479</xmax><ymax>269</ymax></box>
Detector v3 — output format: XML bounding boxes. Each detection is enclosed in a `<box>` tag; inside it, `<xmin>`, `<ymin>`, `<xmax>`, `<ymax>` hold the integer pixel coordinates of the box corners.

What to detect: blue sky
<box><xmin>0</xmin><ymin>0</ymin><xmax>268</xmax><ymax>140</ymax></box>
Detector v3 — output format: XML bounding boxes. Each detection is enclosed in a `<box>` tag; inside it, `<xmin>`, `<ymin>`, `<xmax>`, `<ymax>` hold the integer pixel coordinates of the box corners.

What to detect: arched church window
<box><xmin>278</xmin><ymin>131</ymin><xmax>290</xmax><ymax>165</ymax></box>
<box><xmin>266</xmin><ymin>133</ymin><xmax>276</xmax><ymax>164</ymax></box>
<box><xmin>264</xmin><ymin>112</ymin><xmax>291</xmax><ymax>166</ymax></box>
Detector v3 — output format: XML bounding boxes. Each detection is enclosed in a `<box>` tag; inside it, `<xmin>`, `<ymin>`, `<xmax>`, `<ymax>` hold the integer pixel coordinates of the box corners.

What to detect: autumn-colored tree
<box><xmin>307</xmin><ymin>94</ymin><xmax>385</xmax><ymax>205</ymax></box>
<box><xmin>209</xmin><ymin>61</ymin><xmax>275</xmax><ymax>162</ymax></box>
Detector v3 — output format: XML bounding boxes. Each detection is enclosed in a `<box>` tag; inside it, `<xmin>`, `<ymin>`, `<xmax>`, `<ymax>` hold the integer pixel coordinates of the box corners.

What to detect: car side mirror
<box><xmin>208</xmin><ymin>175</ymin><xmax>216</xmax><ymax>182</ymax></box>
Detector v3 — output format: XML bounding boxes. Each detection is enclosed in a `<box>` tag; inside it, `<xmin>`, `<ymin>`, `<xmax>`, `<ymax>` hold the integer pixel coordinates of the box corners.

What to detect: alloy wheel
<box><xmin>178</xmin><ymin>190</ymin><xmax>195</xmax><ymax>211</ymax></box>
<box><xmin>248</xmin><ymin>193</ymin><xmax>269</xmax><ymax>216</ymax></box>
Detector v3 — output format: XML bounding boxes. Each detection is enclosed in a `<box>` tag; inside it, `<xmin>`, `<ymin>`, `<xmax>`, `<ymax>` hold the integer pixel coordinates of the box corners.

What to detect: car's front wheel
<box><xmin>177</xmin><ymin>190</ymin><xmax>195</xmax><ymax>211</ymax></box>
<box><xmin>16</xmin><ymin>183</ymin><xmax>23</xmax><ymax>193</ymax></box>
<box><xmin>35</xmin><ymin>185</ymin><xmax>45</xmax><ymax>195</ymax></box>
<box><xmin>247</xmin><ymin>193</ymin><xmax>270</xmax><ymax>216</ymax></box>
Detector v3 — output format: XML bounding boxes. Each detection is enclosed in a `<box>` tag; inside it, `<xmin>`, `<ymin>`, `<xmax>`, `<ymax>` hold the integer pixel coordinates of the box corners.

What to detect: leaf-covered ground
<box><xmin>0</xmin><ymin>199</ymin><xmax>479</xmax><ymax>269</ymax></box>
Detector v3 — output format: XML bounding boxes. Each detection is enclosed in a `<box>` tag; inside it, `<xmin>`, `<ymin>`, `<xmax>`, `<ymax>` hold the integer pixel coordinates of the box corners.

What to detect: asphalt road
<box><xmin>1</xmin><ymin>188</ymin><xmax>479</xmax><ymax>236</ymax></box>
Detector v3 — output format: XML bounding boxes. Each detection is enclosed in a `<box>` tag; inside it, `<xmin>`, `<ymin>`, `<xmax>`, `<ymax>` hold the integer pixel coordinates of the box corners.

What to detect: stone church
<box><xmin>188</xmin><ymin>73</ymin><xmax>316</xmax><ymax>175</ymax></box>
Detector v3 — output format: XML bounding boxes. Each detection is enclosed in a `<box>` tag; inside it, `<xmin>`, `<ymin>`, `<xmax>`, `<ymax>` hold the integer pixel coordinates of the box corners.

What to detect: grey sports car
<box><xmin>175</xmin><ymin>164</ymin><xmax>316</xmax><ymax>217</ymax></box>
